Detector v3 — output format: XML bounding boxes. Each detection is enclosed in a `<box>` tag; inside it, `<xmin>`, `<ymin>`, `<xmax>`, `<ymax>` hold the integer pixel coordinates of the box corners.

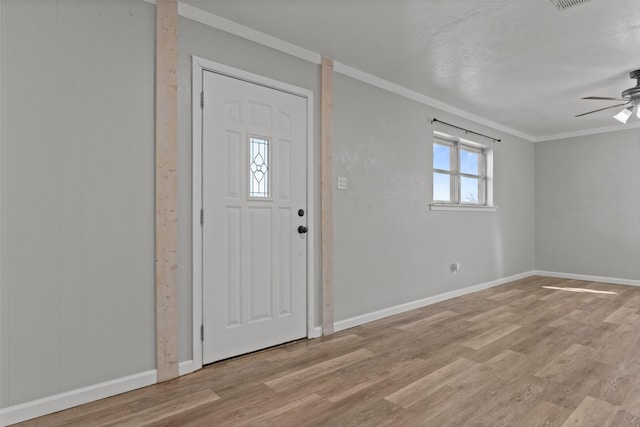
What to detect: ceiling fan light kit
<box><xmin>613</xmin><ymin>107</ymin><xmax>633</xmax><ymax>124</ymax></box>
<box><xmin>577</xmin><ymin>70</ymin><xmax>640</xmax><ymax>124</ymax></box>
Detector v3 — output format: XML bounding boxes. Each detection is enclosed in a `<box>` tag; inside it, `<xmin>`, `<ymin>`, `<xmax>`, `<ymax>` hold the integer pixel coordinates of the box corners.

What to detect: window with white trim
<box><xmin>432</xmin><ymin>132</ymin><xmax>493</xmax><ymax>207</ymax></box>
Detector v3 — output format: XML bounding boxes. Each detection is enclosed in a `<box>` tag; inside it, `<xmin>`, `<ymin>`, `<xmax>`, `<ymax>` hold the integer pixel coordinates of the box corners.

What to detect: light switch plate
<box><xmin>337</xmin><ymin>176</ymin><xmax>348</xmax><ymax>190</ymax></box>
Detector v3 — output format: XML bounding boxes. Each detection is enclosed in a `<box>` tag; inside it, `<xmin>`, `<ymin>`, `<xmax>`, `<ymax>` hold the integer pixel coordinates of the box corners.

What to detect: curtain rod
<box><xmin>431</xmin><ymin>118</ymin><xmax>501</xmax><ymax>143</ymax></box>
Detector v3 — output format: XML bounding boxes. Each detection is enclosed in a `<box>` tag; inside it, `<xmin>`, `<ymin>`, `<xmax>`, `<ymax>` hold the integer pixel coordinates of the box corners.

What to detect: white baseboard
<box><xmin>15</xmin><ymin>269</ymin><xmax>633</xmax><ymax>426</ymax></box>
<box><xmin>333</xmin><ymin>271</ymin><xmax>536</xmax><ymax>333</ymax></box>
<box><xmin>1</xmin><ymin>361</ymin><xmax>199</xmax><ymax>426</ymax></box>
<box><xmin>309</xmin><ymin>326</ymin><xmax>323</xmax><ymax>339</ymax></box>
<box><xmin>533</xmin><ymin>270</ymin><xmax>640</xmax><ymax>287</ymax></box>
<box><xmin>178</xmin><ymin>360</ymin><xmax>195</xmax><ymax>376</ymax></box>
<box><xmin>0</xmin><ymin>369</ymin><xmax>157</xmax><ymax>427</ymax></box>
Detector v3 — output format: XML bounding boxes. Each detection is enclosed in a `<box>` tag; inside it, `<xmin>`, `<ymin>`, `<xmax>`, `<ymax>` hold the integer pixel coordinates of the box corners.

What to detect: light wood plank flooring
<box><xmin>13</xmin><ymin>276</ymin><xmax>640</xmax><ymax>426</ymax></box>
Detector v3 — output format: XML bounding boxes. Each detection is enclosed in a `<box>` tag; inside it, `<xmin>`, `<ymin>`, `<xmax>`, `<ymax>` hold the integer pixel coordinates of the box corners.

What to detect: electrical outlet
<box><xmin>450</xmin><ymin>262</ymin><xmax>460</xmax><ymax>274</ymax></box>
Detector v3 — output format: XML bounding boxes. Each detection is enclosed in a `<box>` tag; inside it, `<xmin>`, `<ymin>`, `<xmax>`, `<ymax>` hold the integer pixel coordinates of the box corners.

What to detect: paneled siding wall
<box><xmin>0</xmin><ymin>0</ymin><xmax>539</xmax><ymax>417</ymax></box>
<box><xmin>1</xmin><ymin>1</ymin><xmax>156</xmax><ymax>407</ymax></box>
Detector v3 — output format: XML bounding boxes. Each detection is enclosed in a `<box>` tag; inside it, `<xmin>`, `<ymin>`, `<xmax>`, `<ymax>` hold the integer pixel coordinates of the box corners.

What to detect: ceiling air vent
<box><xmin>550</xmin><ymin>0</ymin><xmax>591</xmax><ymax>10</ymax></box>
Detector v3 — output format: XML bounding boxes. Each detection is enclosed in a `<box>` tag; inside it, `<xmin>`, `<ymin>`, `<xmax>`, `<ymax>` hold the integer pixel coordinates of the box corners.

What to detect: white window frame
<box><xmin>431</xmin><ymin>132</ymin><xmax>496</xmax><ymax>212</ymax></box>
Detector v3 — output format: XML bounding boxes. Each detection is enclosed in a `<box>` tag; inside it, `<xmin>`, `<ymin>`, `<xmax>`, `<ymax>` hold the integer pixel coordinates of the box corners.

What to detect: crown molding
<box><xmin>333</xmin><ymin>62</ymin><xmax>536</xmax><ymax>142</ymax></box>
<box><xmin>535</xmin><ymin>121</ymin><xmax>640</xmax><ymax>142</ymax></box>
<box><xmin>144</xmin><ymin>0</ymin><xmax>536</xmax><ymax>142</ymax></box>
<box><xmin>145</xmin><ymin>0</ymin><xmax>636</xmax><ymax>144</ymax></box>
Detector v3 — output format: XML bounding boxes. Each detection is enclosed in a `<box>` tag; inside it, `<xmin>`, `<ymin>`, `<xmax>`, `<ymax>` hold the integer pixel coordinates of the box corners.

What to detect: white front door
<box><xmin>202</xmin><ymin>70</ymin><xmax>308</xmax><ymax>364</ymax></box>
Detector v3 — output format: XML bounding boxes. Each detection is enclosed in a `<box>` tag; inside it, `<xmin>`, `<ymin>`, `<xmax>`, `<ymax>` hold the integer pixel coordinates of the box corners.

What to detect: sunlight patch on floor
<box><xmin>542</xmin><ymin>286</ymin><xmax>618</xmax><ymax>295</ymax></box>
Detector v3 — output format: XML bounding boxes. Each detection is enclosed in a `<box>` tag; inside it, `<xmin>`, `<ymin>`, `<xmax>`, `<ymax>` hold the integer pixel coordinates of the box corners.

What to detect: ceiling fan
<box><xmin>576</xmin><ymin>69</ymin><xmax>640</xmax><ymax>124</ymax></box>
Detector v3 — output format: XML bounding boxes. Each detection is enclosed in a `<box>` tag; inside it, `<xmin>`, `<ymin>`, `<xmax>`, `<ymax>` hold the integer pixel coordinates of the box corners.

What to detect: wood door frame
<box><xmin>192</xmin><ymin>56</ymin><xmax>316</xmax><ymax>371</ymax></box>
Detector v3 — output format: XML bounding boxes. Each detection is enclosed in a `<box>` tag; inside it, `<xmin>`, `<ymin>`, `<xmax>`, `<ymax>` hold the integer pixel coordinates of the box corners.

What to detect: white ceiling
<box><xmin>183</xmin><ymin>0</ymin><xmax>640</xmax><ymax>140</ymax></box>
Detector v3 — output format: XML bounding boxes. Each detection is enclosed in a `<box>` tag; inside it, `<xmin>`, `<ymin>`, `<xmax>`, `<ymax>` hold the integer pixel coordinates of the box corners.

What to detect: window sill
<box><xmin>430</xmin><ymin>204</ymin><xmax>497</xmax><ymax>212</ymax></box>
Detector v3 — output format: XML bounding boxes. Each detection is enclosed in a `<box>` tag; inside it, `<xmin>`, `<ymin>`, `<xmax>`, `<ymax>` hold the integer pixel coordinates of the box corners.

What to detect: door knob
<box><xmin>298</xmin><ymin>225</ymin><xmax>308</xmax><ymax>234</ymax></box>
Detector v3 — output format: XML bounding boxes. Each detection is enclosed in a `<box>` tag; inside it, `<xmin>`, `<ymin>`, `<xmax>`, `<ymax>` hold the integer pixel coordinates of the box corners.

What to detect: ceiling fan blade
<box><xmin>575</xmin><ymin>102</ymin><xmax>631</xmax><ymax>118</ymax></box>
<box><xmin>582</xmin><ymin>96</ymin><xmax>626</xmax><ymax>101</ymax></box>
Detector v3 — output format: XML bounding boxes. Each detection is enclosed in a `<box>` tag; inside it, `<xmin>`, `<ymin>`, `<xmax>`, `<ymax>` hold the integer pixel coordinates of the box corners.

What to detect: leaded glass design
<box><xmin>249</xmin><ymin>136</ymin><xmax>270</xmax><ymax>198</ymax></box>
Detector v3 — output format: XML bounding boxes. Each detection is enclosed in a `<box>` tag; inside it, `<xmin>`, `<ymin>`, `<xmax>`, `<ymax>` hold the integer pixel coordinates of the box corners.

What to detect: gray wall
<box><xmin>2</xmin><ymin>0</ymin><xmax>637</xmax><ymax>414</ymax></box>
<box><xmin>0</xmin><ymin>1</ymin><xmax>156</xmax><ymax>407</ymax></box>
<box><xmin>535</xmin><ymin>129</ymin><xmax>640</xmax><ymax>280</ymax></box>
<box><xmin>1</xmin><ymin>0</ymin><xmax>537</xmax><ymax>411</ymax></box>
<box><xmin>333</xmin><ymin>75</ymin><xmax>535</xmax><ymax>320</ymax></box>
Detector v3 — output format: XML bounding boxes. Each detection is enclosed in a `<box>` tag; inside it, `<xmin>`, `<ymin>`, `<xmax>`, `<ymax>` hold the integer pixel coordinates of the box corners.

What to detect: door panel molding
<box><xmin>192</xmin><ymin>56</ymin><xmax>315</xmax><ymax>371</ymax></box>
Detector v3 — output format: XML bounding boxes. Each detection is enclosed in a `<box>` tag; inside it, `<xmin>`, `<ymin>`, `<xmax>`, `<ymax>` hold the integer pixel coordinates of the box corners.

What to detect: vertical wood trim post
<box><xmin>321</xmin><ymin>56</ymin><xmax>334</xmax><ymax>335</ymax></box>
<box><xmin>155</xmin><ymin>0</ymin><xmax>179</xmax><ymax>382</ymax></box>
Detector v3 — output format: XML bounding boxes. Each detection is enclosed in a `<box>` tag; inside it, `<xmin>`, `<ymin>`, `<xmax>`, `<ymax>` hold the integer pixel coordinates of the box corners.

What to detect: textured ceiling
<box><xmin>183</xmin><ymin>0</ymin><xmax>640</xmax><ymax>140</ymax></box>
